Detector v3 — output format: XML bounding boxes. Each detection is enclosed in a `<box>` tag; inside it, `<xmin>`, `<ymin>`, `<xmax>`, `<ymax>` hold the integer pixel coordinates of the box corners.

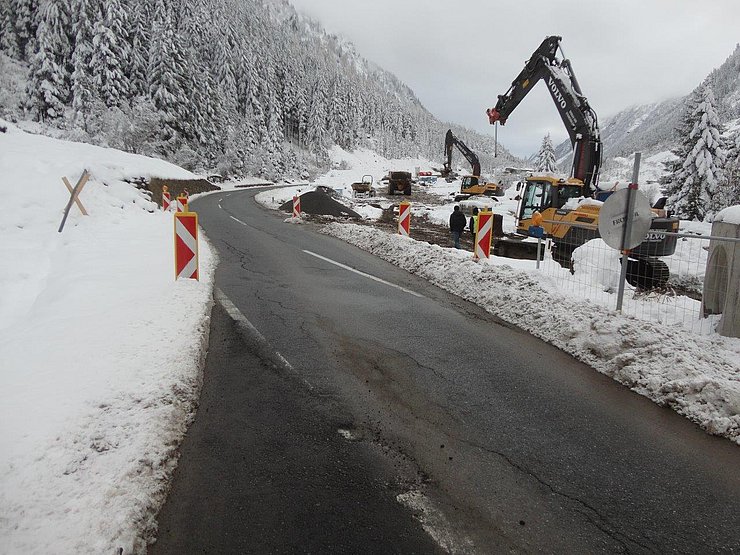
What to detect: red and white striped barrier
<box><xmin>474</xmin><ymin>210</ymin><xmax>493</xmax><ymax>260</ymax></box>
<box><xmin>176</xmin><ymin>195</ymin><xmax>188</xmax><ymax>213</ymax></box>
<box><xmin>174</xmin><ymin>212</ymin><xmax>199</xmax><ymax>280</ymax></box>
<box><xmin>398</xmin><ymin>201</ymin><xmax>411</xmax><ymax>236</ymax></box>
<box><xmin>163</xmin><ymin>190</ymin><xmax>171</xmax><ymax>211</ymax></box>
<box><xmin>292</xmin><ymin>195</ymin><xmax>301</xmax><ymax>218</ymax></box>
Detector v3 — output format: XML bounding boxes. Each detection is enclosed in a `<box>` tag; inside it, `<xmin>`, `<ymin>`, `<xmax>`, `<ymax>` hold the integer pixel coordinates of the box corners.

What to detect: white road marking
<box><xmin>214</xmin><ymin>288</ymin><xmax>312</xmax><ymax>389</ymax></box>
<box><xmin>229</xmin><ymin>215</ymin><xmax>247</xmax><ymax>226</ymax></box>
<box><xmin>397</xmin><ymin>490</ymin><xmax>475</xmax><ymax>554</ymax></box>
<box><xmin>302</xmin><ymin>250</ymin><xmax>424</xmax><ymax>298</ymax></box>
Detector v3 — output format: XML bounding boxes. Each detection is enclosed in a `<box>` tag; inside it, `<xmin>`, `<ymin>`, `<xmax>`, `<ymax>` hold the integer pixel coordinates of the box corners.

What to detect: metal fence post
<box><xmin>616</xmin><ymin>153</ymin><xmax>641</xmax><ymax>312</ymax></box>
<box><xmin>536</xmin><ymin>236</ymin><xmax>542</xmax><ymax>270</ymax></box>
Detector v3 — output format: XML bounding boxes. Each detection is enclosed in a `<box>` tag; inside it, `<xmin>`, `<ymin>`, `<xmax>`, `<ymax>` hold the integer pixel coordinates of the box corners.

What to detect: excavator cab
<box><xmin>460</xmin><ymin>175</ymin><xmax>504</xmax><ymax>198</ymax></box>
<box><xmin>516</xmin><ymin>176</ymin><xmax>589</xmax><ymax>234</ymax></box>
<box><xmin>461</xmin><ymin>176</ymin><xmax>481</xmax><ymax>190</ymax></box>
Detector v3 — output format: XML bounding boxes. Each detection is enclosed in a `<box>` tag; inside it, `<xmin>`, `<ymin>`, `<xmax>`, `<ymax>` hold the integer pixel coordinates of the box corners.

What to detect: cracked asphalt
<box><xmin>151</xmin><ymin>188</ymin><xmax>740</xmax><ymax>554</ymax></box>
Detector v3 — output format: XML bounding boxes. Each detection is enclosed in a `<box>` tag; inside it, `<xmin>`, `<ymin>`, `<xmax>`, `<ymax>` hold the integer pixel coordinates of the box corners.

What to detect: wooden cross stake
<box><xmin>62</xmin><ymin>175</ymin><xmax>89</xmax><ymax>215</ymax></box>
<box><xmin>58</xmin><ymin>170</ymin><xmax>90</xmax><ymax>233</ymax></box>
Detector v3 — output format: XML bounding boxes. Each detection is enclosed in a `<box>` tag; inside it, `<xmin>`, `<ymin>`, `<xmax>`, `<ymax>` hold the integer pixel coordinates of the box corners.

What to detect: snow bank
<box><xmin>321</xmin><ymin>223</ymin><xmax>740</xmax><ymax>445</ymax></box>
<box><xmin>0</xmin><ymin>121</ymin><xmax>216</xmax><ymax>554</ymax></box>
<box><xmin>715</xmin><ymin>205</ymin><xmax>740</xmax><ymax>225</ymax></box>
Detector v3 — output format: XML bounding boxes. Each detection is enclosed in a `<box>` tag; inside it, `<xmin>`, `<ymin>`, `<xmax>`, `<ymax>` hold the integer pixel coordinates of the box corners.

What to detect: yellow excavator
<box><xmin>486</xmin><ymin>36</ymin><xmax>679</xmax><ymax>287</ymax></box>
<box><xmin>440</xmin><ymin>129</ymin><xmax>503</xmax><ymax>199</ymax></box>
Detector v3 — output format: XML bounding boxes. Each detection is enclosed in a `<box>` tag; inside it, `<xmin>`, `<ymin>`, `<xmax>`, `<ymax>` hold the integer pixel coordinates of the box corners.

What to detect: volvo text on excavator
<box><xmin>441</xmin><ymin>129</ymin><xmax>503</xmax><ymax>199</ymax></box>
<box><xmin>486</xmin><ymin>36</ymin><xmax>679</xmax><ymax>288</ymax></box>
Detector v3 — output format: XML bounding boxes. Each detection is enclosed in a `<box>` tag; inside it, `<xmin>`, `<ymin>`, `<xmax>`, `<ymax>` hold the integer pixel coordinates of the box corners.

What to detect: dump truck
<box><xmin>386</xmin><ymin>171</ymin><xmax>412</xmax><ymax>196</ymax></box>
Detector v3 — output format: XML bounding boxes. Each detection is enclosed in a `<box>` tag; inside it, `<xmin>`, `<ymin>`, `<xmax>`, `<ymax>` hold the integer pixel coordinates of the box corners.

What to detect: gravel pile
<box><xmin>280</xmin><ymin>191</ymin><xmax>360</xmax><ymax>218</ymax></box>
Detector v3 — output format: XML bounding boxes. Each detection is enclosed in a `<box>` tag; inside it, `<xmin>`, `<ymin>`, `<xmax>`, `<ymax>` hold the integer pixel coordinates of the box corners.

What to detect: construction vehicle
<box><xmin>486</xmin><ymin>36</ymin><xmax>679</xmax><ymax>288</ymax></box>
<box><xmin>385</xmin><ymin>171</ymin><xmax>412</xmax><ymax>196</ymax></box>
<box><xmin>441</xmin><ymin>130</ymin><xmax>504</xmax><ymax>199</ymax></box>
<box><xmin>351</xmin><ymin>175</ymin><xmax>375</xmax><ymax>198</ymax></box>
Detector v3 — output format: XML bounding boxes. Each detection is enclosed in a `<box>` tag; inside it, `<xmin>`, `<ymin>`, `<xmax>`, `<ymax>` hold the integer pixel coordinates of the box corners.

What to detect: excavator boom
<box><xmin>486</xmin><ymin>36</ymin><xmax>601</xmax><ymax>191</ymax></box>
<box><xmin>443</xmin><ymin>129</ymin><xmax>481</xmax><ymax>177</ymax></box>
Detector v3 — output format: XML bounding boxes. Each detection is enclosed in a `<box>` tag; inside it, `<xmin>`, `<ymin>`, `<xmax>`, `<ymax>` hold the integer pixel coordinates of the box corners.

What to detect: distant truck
<box><xmin>386</xmin><ymin>171</ymin><xmax>412</xmax><ymax>195</ymax></box>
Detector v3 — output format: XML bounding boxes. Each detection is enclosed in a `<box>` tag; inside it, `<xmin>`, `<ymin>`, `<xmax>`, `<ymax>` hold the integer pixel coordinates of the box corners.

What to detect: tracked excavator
<box><xmin>486</xmin><ymin>36</ymin><xmax>679</xmax><ymax>288</ymax></box>
<box><xmin>441</xmin><ymin>130</ymin><xmax>503</xmax><ymax>199</ymax></box>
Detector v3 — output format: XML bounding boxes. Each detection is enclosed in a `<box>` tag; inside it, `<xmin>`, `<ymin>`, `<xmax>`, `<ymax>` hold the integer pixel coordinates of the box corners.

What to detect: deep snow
<box><xmin>0</xmin><ymin>121</ymin><xmax>216</xmax><ymax>554</ymax></box>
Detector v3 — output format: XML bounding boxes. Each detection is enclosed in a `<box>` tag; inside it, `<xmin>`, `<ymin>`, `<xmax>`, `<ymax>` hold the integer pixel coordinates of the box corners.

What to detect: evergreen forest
<box><xmin>0</xmin><ymin>0</ymin><xmax>518</xmax><ymax>179</ymax></box>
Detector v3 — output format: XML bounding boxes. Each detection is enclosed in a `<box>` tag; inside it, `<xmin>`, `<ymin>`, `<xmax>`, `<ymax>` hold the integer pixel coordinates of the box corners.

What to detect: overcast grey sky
<box><xmin>288</xmin><ymin>0</ymin><xmax>740</xmax><ymax>158</ymax></box>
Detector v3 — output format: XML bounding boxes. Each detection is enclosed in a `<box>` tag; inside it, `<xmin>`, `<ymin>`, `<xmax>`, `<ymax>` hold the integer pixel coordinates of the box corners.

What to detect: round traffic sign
<box><xmin>598</xmin><ymin>188</ymin><xmax>653</xmax><ymax>250</ymax></box>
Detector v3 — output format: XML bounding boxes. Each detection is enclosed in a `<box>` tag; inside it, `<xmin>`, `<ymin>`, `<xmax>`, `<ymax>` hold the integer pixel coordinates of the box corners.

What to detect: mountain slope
<box><xmin>555</xmin><ymin>44</ymin><xmax>740</xmax><ymax>181</ymax></box>
<box><xmin>0</xmin><ymin>0</ymin><xmax>519</xmax><ymax>178</ymax></box>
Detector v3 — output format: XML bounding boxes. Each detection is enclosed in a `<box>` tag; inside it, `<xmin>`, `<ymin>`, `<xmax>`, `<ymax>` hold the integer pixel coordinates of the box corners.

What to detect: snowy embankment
<box><xmin>321</xmin><ymin>223</ymin><xmax>740</xmax><ymax>445</ymax></box>
<box><xmin>0</xmin><ymin>122</ymin><xmax>215</xmax><ymax>554</ymax></box>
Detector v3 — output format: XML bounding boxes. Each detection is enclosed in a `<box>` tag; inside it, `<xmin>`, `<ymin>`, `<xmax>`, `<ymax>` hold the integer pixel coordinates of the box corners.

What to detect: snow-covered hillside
<box><xmin>556</xmin><ymin>45</ymin><xmax>740</xmax><ymax>182</ymax></box>
<box><xmin>0</xmin><ymin>0</ymin><xmax>521</xmax><ymax>181</ymax></box>
<box><xmin>0</xmin><ymin>122</ymin><xmax>215</xmax><ymax>554</ymax></box>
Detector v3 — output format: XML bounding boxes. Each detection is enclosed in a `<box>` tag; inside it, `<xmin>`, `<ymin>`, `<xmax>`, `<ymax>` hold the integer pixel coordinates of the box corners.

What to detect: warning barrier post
<box><xmin>174</xmin><ymin>212</ymin><xmax>199</xmax><ymax>280</ymax></box>
<box><xmin>292</xmin><ymin>195</ymin><xmax>301</xmax><ymax>218</ymax></box>
<box><xmin>474</xmin><ymin>210</ymin><xmax>493</xmax><ymax>260</ymax></box>
<box><xmin>163</xmin><ymin>185</ymin><xmax>171</xmax><ymax>211</ymax></box>
<box><xmin>176</xmin><ymin>195</ymin><xmax>188</xmax><ymax>213</ymax></box>
<box><xmin>398</xmin><ymin>201</ymin><xmax>411</xmax><ymax>236</ymax></box>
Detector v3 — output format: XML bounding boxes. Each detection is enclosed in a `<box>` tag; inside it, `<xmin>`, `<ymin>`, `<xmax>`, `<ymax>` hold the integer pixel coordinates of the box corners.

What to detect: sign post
<box><xmin>528</xmin><ymin>211</ymin><xmax>545</xmax><ymax>269</ymax></box>
<box><xmin>398</xmin><ymin>201</ymin><xmax>411</xmax><ymax>236</ymax></box>
<box><xmin>597</xmin><ymin>153</ymin><xmax>652</xmax><ymax>311</ymax></box>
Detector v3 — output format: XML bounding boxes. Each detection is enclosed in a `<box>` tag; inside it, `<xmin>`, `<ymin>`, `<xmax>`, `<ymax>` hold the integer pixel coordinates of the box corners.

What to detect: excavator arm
<box><xmin>442</xmin><ymin>129</ymin><xmax>481</xmax><ymax>177</ymax></box>
<box><xmin>486</xmin><ymin>36</ymin><xmax>601</xmax><ymax>191</ymax></box>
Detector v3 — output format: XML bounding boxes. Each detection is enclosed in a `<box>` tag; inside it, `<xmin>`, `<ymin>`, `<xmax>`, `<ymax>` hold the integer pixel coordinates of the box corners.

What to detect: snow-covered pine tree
<box><xmin>127</xmin><ymin>0</ymin><xmax>151</xmax><ymax>98</ymax></box>
<box><xmin>327</xmin><ymin>76</ymin><xmax>348</xmax><ymax>148</ymax></box>
<box><xmin>665</xmin><ymin>84</ymin><xmax>725</xmax><ymax>220</ymax></box>
<box><xmin>214</xmin><ymin>27</ymin><xmax>239</xmax><ymax>128</ymax></box>
<box><xmin>26</xmin><ymin>0</ymin><xmax>71</xmax><ymax>121</ymax></box>
<box><xmin>90</xmin><ymin>0</ymin><xmax>130</xmax><ymax>108</ymax></box>
<box><xmin>148</xmin><ymin>0</ymin><xmax>190</xmax><ymax>148</ymax></box>
<box><xmin>662</xmin><ymin>91</ymin><xmax>699</xmax><ymax>185</ymax></box>
<box><xmin>70</xmin><ymin>0</ymin><xmax>97</xmax><ymax>128</ymax></box>
<box><xmin>292</xmin><ymin>62</ymin><xmax>308</xmax><ymax>148</ymax></box>
<box><xmin>716</xmin><ymin>131</ymin><xmax>740</xmax><ymax>209</ymax></box>
<box><xmin>535</xmin><ymin>133</ymin><xmax>557</xmax><ymax>173</ymax></box>
<box><xmin>306</xmin><ymin>71</ymin><xmax>329</xmax><ymax>154</ymax></box>
<box><xmin>184</xmin><ymin>49</ymin><xmax>221</xmax><ymax>156</ymax></box>
<box><xmin>13</xmin><ymin>0</ymin><xmax>38</xmax><ymax>61</ymax></box>
<box><xmin>0</xmin><ymin>0</ymin><xmax>19</xmax><ymax>57</ymax></box>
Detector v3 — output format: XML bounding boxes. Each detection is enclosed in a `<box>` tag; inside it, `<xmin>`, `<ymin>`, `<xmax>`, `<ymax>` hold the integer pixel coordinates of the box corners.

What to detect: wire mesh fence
<box><xmin>531</xmin><ymin>220</ymin><xmax>738</xmax><ymax>334</ymax></box>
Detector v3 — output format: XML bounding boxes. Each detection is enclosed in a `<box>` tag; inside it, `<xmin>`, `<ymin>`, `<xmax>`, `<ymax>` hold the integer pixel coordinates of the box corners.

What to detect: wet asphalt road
<box><xmin>152</xmin><ymin>188</ymin><xmax>740</xmax><ymax>554</ymax></box>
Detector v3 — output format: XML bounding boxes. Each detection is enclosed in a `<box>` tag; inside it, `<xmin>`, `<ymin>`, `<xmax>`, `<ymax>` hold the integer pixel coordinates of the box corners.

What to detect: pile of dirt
<box><xmin>280</xmin><ymin>191</ymin><xmax>361</xmax><ymax>219</ymax></box>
